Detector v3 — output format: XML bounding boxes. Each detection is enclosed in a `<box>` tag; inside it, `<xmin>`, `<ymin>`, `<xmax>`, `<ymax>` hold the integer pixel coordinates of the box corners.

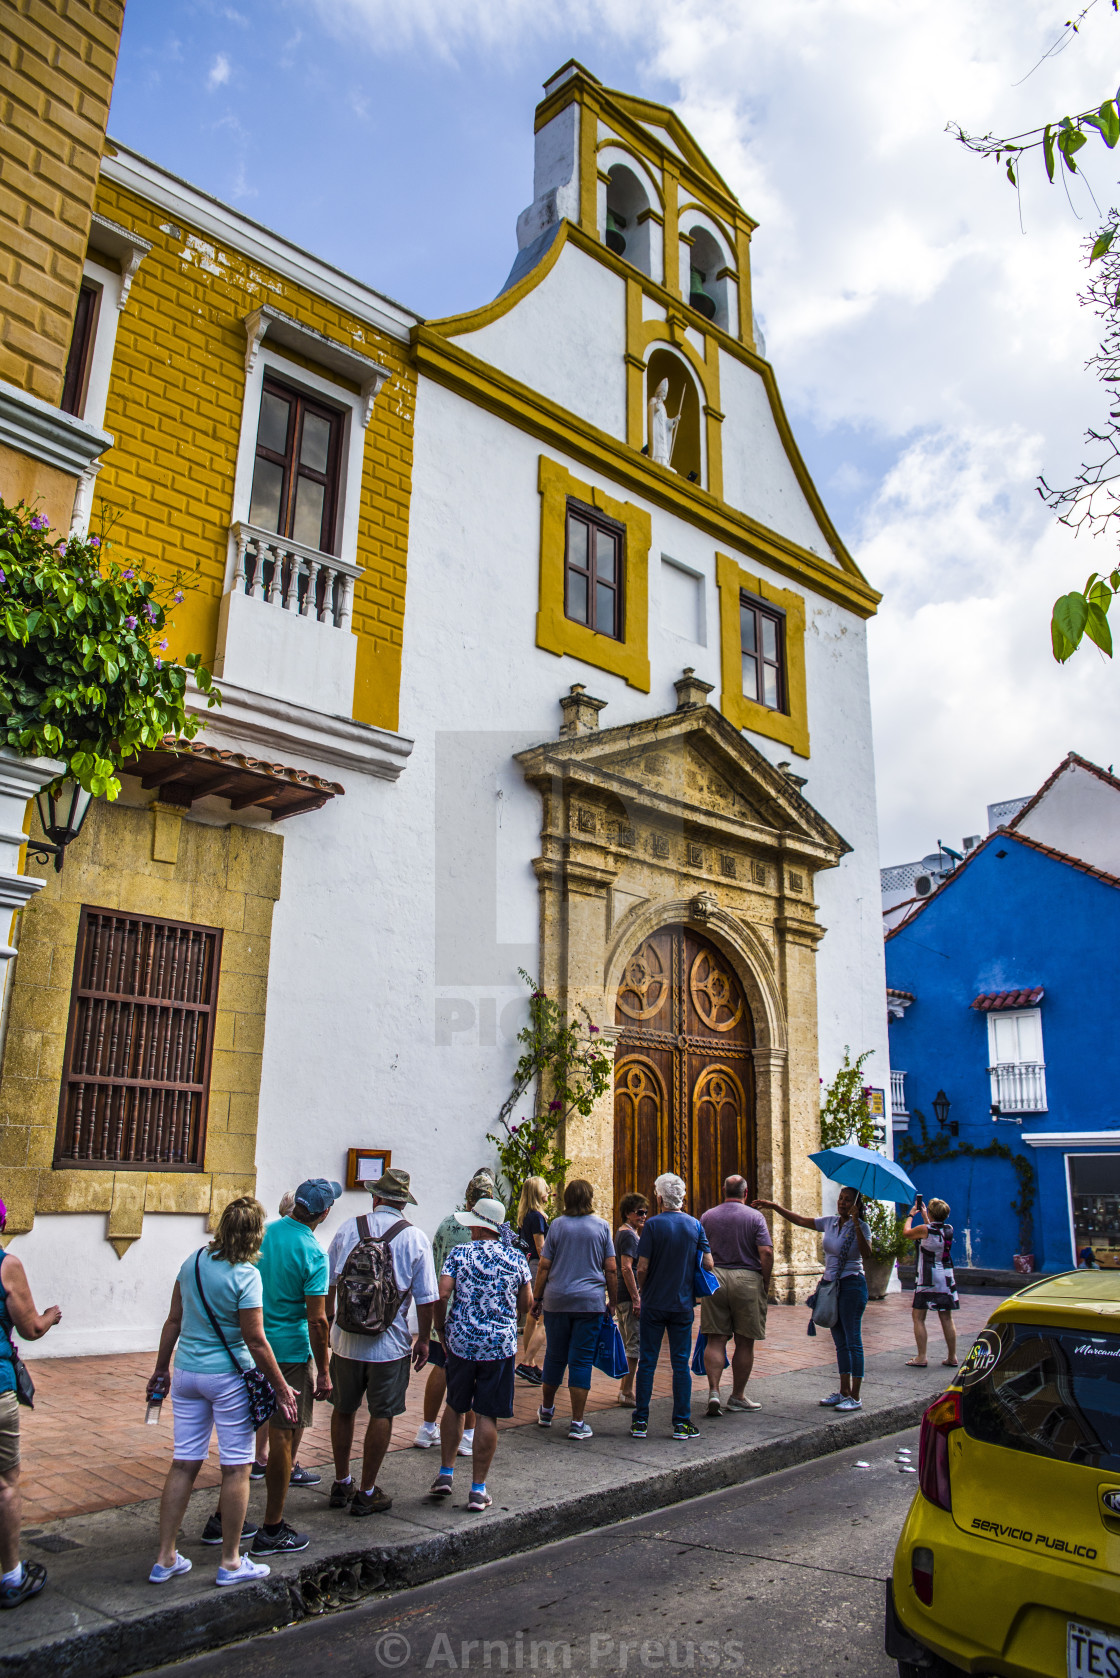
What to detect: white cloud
<box><xmin>207</xmin><ymin>52</ymin><xmax>231</xmax><ymax>89</ymax></box>
<box><xmin>304</xmin><ymin>0</ymin><xmax>1120</xmax><ymax>857</ymax></box>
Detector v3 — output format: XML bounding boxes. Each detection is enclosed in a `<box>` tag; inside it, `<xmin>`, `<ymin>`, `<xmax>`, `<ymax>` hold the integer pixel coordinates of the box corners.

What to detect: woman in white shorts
<box><xmin>146</xmin><ymin>1197</ymin><xmax>298</xmax><ymax>1587</ymax></box>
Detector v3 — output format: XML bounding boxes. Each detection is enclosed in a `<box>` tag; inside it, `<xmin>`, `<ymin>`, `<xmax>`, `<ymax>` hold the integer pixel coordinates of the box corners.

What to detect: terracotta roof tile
<box><xmin>970</xmin><ymin>988</ymin><xmax>1044</xmax><ymax>1011</ymax></box>
<box><xmin>122</xmin><ymin>738</ymin><xmax>344</xmax><ymax>820</ymax></box>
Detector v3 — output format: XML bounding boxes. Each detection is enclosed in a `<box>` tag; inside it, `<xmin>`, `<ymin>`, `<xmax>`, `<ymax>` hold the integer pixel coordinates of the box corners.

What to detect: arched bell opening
<box><xmin>685</xmin><ymin>225</ymin><xmax>731</xmax><ymax>333</ymax></box>
<box><xmin>611</xmin><ymin>924</ymin><xmax>755</xmax><ymax>1229</ymax></box>
<box><xmin>605</xmin><ymin>165</ymin><xmax>652</xmax><ymax>276</ymax></box>
<box><xmin>645</xmin><ymin>347</ymin><xmax>702</xmax><ymax>485</ymax></box>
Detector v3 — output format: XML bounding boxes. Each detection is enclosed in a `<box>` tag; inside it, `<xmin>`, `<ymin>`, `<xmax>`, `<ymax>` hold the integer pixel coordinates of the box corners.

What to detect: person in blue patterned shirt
<box><xmin>429</xmin><ymin>1197</ymin><xmax>531</xmax><ymax>1511</ymax></box>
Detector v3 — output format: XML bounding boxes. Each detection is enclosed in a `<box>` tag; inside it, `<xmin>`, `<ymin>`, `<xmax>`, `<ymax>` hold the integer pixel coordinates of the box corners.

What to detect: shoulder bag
<box><xmin>806</xmin><ymin>1218</ymin><xmax>858</xmax><ymax>1334</ymax></box>
<box><xmin>194</xmin><ymin>1250</ymin><xmax>277</xmax><ymax>1429</ymax></box>
<box><xmin>8</xmin><ymin>1342</ymin><xmax>33</xmax><ymax>1408</ymax></box>
<box><xmin>693</xmin><ymin>1217</ymin><xmax>720</xmax><ymax>1300</ymax></box>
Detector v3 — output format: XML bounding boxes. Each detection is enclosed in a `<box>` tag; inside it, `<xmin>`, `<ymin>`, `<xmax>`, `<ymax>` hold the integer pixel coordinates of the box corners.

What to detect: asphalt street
<box><xmin>137</xmin><ymin>1428</ymin><xmax>921</xmax><ymax>1678</ymax></box>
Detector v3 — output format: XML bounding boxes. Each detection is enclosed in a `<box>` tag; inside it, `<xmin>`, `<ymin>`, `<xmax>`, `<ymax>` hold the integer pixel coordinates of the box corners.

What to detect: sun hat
<box><xmin>454</xmin><ymin>1197</ymin><xmax>507</xmax><ymax>1236</ymax></box>
<box><xmin>293</xmin><ymin>1178</ymin><xmax>343</xmax><ymax>1218</ymax></box>
<box><xmin>368</xmin><ymin>1166</ymin><xmax>418</xmax><ymax>1206</ymax></box>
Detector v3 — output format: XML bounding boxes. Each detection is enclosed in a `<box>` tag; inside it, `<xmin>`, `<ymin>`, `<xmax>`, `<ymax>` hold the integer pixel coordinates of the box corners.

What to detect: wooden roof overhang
<box><xmin>123</xmin><ymin>740</ymin><xmax>344</xmax><ymax>820</ymax></box>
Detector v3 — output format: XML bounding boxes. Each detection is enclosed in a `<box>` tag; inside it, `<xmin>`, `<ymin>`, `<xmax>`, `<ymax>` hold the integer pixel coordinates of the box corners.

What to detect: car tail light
<box><xmin>911</xmin><ymin>1546</ymin><xmax>935</xmax><ymax>1605</ymax></box>
<box><xmin>918</xmin><ymin>1390</ymin><xmax>962</xmax><ymax>1512</ymax></box>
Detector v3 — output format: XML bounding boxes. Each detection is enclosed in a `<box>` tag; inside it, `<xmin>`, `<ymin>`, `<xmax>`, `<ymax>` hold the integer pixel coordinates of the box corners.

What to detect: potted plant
<box><xmin>0</xmin><ymin>500</ymin><xmax>218</xmax><ymax>802</ymax></box>
<box><xmin>863</xmin><ymin>1199</ymin><xmax>910</xmax><ymax>1298</ymax></box>
<box><xmin>819</xmin><ymin>1048</ymin><xmax>904</xmax><ymax>1298</ymax></box>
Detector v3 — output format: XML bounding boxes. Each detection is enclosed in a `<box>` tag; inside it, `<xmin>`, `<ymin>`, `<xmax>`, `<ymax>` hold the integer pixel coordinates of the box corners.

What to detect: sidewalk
<box><xmin>2</xmin><ymin>1293</ymin><xmax>1006</xmax><ymax>1678</ymax></box>
<box><xmin>19</xmin><ymin>1290</ymin><xmax>997</xmax><ymax>1524</ymax></box>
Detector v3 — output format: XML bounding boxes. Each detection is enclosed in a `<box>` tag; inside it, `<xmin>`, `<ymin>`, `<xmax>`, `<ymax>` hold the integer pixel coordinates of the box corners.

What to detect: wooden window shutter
<box><xmin>54</xmin><ymin>907</ymin><xmax>223</xmax><ymax>1171</ymax></box>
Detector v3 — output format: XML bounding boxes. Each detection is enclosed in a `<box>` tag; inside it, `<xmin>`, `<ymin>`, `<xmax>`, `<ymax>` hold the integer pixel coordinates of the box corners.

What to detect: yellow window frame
<box><xmin>716</xmin><ymin>551</ymin><xmax>809</xmax><ymax>757</ymax></box>
<box><xmin>536</xmin><ymin>455</ymin><xmax>651</xmax><ymax>692</ymax></box>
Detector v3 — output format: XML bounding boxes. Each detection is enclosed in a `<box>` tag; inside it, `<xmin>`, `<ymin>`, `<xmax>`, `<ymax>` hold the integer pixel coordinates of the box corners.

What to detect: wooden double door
<box><xmin>612</xmin><ymin>926</ymin><xmax>755</xmax><ymax>1229</ymax></box>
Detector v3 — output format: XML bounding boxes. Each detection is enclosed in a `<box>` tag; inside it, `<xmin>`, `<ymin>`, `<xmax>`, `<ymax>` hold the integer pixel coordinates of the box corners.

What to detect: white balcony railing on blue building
<box><xmin>890</xmin><ymin>1069</ymin><xmax>907</xmax><ymax>1118</ymax></box>
<box><xmin>989</xmin><ymin>1061</ymin><xmax>1047</xmax><ymax>1114</ymax></box>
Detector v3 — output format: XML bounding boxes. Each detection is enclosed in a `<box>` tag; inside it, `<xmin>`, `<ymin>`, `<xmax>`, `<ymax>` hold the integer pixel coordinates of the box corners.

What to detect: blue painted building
<box><xmin>885</xmin><ymin>824</ymin><xmax>1120</xmax><ymax>1273</ymax></box>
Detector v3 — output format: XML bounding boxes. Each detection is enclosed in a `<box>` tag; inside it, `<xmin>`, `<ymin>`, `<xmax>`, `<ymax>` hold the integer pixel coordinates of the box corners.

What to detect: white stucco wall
<box><xmin>1015</xmin><ymin>761</ymin><xmax>1120</xmax><ymax>876</ymax></box>
<box><xmin>718</xmin><ymin>352</ymin><xmax>833</xmax><ymax>558</ymax></box>
<box><xmin>14</xmin><ymin>237</ymin><xmax>887</xmax><ymax>1355</ymax></box>
<box><xmin>450</xmin><ymin>243</ymin><xmax>627</xmax><ymax>441</ymax></box>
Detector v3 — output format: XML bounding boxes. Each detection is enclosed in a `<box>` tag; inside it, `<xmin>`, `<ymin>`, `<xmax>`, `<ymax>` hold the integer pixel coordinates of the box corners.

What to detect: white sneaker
<box><xmin>215</xmin><ymin>1556</ymin><xmax>271</xmax><ymax>1586</ymax></box>
<box><xmin>834</xmin><ymin>1397</ymin><xmax>862</xmax><ymax>1412</ymax></box>
<box><xmin>457</xmin><ymin>1427</ymin><xmax>475</xmax><ymax>1457</ymax></box>
<box><xmin>413</xmin><ymin>1421</ymin><xmax>440</xmax><ymax>1449</ymax></box>
<box><xmin>568</xmin><ymin>1419</ymin><xmax>594</xmax><ymax>1441</ymax></box>
<box><xmin>149</xmin><ymin>1552</ymin><xmax>192</xmax><ymax>1583</ymax></box>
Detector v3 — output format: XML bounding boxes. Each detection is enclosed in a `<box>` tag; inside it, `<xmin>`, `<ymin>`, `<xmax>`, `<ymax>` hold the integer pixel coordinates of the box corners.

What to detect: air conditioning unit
<box><xmin>914</xmin><ymin>875</ymin><xmax>933</xmax><ymax>897</ymax></box>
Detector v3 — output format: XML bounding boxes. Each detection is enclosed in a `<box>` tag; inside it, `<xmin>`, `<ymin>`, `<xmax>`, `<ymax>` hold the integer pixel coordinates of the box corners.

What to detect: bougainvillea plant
<box><xmin>0</xmin><ymin>500</ymin><xmax>219</xmax><ymax>799</ymax></box>
<box><xmin>487</xmin><ymin>970</ymin><xmax>614</xmax><ymax>1215</ymax></box>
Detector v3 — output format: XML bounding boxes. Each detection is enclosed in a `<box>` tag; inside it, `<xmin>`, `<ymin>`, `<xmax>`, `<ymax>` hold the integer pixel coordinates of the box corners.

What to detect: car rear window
<box><xmin>961</xmin><ymin>1322</ymin><xmax>1120</xmax><ymax>1471</ymax></box>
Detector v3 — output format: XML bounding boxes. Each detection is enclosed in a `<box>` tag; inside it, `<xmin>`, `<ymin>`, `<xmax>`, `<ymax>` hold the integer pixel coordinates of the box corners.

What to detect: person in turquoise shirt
<box><xmin>251</xmin><ymin>1178</ymin><xmax>339</xmax><ymax>1556</ymax></box>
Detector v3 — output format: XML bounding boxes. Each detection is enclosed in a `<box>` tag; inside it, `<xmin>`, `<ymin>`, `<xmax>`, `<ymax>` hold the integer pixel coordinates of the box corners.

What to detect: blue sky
<box><xmin>107</xmin><ymin>0</ymin><xmax>1120</xmax><ymax>862</ymax></box>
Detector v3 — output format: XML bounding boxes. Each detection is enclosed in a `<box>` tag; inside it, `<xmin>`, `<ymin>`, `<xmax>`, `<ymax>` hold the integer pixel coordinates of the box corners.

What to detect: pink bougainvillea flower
<box><xmin>589</xmin><ymin>1025</ymin><xmax>600</xmax><ymax>1034</ymax></box>
<box><xmin>549</xmin><ymin>1099</ymin><xmax>561</xmax><ymax>1112</ymax></box>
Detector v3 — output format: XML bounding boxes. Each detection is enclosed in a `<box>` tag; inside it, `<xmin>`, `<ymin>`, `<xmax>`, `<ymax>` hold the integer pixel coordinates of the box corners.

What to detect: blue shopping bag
<box><xmin>691</xmin><ymin>1332</ymin><xmax>730</xmax><ymax>1376</ymax></box>
<box><xmin>593</xmin><ymin>1312</ymin><xmax>630</xmax><ymax>1380</ymax></box>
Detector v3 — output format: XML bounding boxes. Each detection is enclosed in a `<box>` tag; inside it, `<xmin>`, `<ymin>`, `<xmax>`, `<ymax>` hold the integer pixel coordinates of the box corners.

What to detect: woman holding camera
<box><xmin>903</xmin><ymin>1195</ymin><xmax>959</xmax><ymax>1367</ymax></box>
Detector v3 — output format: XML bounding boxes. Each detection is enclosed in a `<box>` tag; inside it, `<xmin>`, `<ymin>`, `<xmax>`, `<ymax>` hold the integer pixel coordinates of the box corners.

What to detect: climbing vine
<box><xmin>898</xmin><ymin>1110</ymin><xmax>1037</xmax><ymax>1256</ymax></box>
<box><xmin>487</xmin><ymin>970</ymin><xmax>613</xmax><ymax>1216</ymax></box>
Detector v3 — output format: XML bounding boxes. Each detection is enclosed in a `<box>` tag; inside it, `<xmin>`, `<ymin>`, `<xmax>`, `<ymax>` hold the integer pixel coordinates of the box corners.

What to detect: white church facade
<box><xmin>3</xmin><ymin>63</ymin><xmax>888</xmax><ymax>1352</ymax></box>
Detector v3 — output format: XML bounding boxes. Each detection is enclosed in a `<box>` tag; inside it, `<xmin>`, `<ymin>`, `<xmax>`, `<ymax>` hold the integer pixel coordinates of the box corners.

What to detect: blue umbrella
<box><xmin>809</xmin><ymin>1142</ymin><xmax>916</xmax><ymax>1204</ymax></box>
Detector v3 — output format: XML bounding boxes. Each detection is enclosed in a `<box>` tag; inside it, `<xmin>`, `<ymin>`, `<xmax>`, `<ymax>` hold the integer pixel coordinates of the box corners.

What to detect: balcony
<box><xmin>890</xmin><ymin>1069</ymin><xmax>907</xmax><ymax>1118</ymax></box>
<box><xmin>989</xmin><ymin>1061</ymin><xmax>1048</xmax><ymax>1115</ymax></box>
<box><xmin>213</xmin><ymin>523</ymin><xmax>361</xmax><ymax>717</ymax></box>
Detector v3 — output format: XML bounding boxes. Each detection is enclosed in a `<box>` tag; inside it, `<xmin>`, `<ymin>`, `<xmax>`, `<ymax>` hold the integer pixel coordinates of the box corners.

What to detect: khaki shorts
<box><xmin>0</xmin><ymin>1389</ymin><xmax>20</xmax><ymax>1474</ymax></box>
<box><xmin>329</xmin><ymin>1352</ymin><xmax>411</xmax><ymax>1419</ymax></box>
<box><xmin>272</xmin><ymin>1359</ymin><xmax>315</xmax><ymax>1431</ymax></box>
<box><xmin>616</xmin><ymin>1301</ymin><xmax>640</xmax><ymax>1360</ymax></box>
<box><xmin>699</xmin><ymin>1268</ymin><xmax>768</xmax><ymax>1341</ymax></box>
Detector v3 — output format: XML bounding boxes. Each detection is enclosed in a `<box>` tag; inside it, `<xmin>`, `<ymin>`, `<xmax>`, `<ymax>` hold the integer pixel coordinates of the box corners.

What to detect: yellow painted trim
<box><xmin>661</xmin><ymin>161</ymin><xmax>681</xmax><ymax>298</ymax></box>
<box><xmin>625</xmin><ymin>278</ymin><xmax>645</xmax><ymax>450</ymax></box>
<box><xmin>736</xmin><ymin>226</ymin><xmax>756</xmax><ymax>351</ymax></box>
<box><xmin>594</xmin><ymin>136</ymin><xmax>666</xmax><ymax>208</ymax></box>
<box><xmin>422</xmin><ymin>223</ymin><xmax>570</xmax><ymax>339</ymax></box>
<box><xmin>534</xmin><ymin>72</ymin><xmax>755</xmax><ymax>230</ymax></box>
<box><xmin>677</xmin><ymin>200</ymin><xmax>737</xmax><ymax>262</ymax></box>
<box><xmin>716</xmin><ymin>552</ymin><xmax>809</xmax><ymax>757</ymax></box>
<box><xmin>413</xmin><ymin>322</ymin><xmax>879</xmax><ymax>619</ymax></box>
<box><xmin>580</xmin><ymin>91</ymin><xmax>600</xmax><ymax>236</ymax></box>
<box><xmin>536</xmin><ymin>456</ymin><xmax>651</xmax><ymax>691</ymax></box>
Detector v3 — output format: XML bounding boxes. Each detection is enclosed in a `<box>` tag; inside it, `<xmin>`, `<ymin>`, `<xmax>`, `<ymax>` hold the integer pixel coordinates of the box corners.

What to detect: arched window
<box><xmin>685</xmin><ymin>226</ymin><xmax>731</xmax><ymax>334</ymax></box>
<box><xmin>605</xmin><ymin>165</ymin><xmax>652</xmax><ymax>277</ymax></box>
<box><xmin>646</xmin><ymin>348</ymin><xmax>702</xmax><ymax>484</ymax></box>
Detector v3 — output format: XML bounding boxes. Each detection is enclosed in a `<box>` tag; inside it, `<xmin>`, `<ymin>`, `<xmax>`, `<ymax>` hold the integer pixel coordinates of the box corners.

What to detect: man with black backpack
<box><xmin>325</xmin><ymin>1168</ymin><xmax>437</xmax><ymax>1515</ymax></box>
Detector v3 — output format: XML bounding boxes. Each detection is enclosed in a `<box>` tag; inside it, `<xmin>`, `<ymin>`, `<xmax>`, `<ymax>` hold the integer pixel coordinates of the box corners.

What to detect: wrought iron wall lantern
<box><xmin>932</xmin><ymin>1088</ymin><xmax>959</xmax><ymax>1136</ymax></box>
<box><xmin>30</xmin><ymin>779</ymin><xmax>94</xmax><ymax>871</ymax></box>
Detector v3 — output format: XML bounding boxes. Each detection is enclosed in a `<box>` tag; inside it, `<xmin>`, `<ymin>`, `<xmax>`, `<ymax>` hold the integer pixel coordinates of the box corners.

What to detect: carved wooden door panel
<box><xmin>613</xmin><ymin>927</ymin><xmax>754</xmax><ymax>1228</ymax></box>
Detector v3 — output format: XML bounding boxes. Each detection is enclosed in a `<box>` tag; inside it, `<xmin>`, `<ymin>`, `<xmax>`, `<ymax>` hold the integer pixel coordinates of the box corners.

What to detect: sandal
<box><xmin>904</xmin><ymin>1358</ymin><xmax>927</xmax><ymax>1367</ymax></box>
<box><xmin>942</xmin><ymin>1358</ymin><xmax>959</xmax><ymax>1367</ymax></box>
<box><xmin>0</xmin><ymin>1560</ymin><xmax>47</xmax><ymax>1609</ymax></box>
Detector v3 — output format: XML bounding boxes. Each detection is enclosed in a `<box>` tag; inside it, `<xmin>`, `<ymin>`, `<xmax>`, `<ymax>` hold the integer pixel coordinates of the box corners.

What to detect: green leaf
<box><xmin>1043</xmin><ymin>124</ymin><xmax>1055</xmax><ymax>182</ymax></box>
<box><xmin>1057</xmin><ymin>126</ymin><xmax>1088</xmax><ymax>171</ymax></box>
<box><xmin>1091</xmin><ymin>227</ymin><xmax>1117</xmax><ymax>262</ymax></box>
<box><xmin>1053</xmin><ymin>590</ymin><xmax>1089</xmax><ymax>650</ymax></box>
<box><xmin>1006</xmin><ymin>159</ymin><xmax>1017</xmax><ymax>186</ymax></box>
<box><xmin>1086</xmin><ymin>602</ymin><xmax>1114</xmax><ymax>656</ymax></box>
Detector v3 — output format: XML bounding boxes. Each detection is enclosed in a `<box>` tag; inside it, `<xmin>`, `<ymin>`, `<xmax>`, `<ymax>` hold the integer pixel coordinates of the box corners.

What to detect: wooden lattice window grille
<box><xmin>54</xmin><ymin>907</ymin><xmax>223</xmax><ymax>1171</ymax></box>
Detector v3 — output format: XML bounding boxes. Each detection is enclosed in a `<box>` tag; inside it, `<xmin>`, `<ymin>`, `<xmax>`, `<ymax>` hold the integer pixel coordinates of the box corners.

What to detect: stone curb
<box><xmin>0</xmin><ymin>1392</ymin><xmax>932</xmax><ymax>1678</ymax></box>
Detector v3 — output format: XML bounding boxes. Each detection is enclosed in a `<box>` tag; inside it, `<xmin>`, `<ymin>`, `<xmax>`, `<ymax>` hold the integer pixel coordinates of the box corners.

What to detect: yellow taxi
<box><xmin>886</xmin><ymin>1270</ymin><xmax>1120</xmax><ymax>1678</ymax></box>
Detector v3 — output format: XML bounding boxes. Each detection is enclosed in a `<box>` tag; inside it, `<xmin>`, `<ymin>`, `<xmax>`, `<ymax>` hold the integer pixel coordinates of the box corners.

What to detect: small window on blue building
<box><xmin>987</xmin><ymin>1009</ymin><xmax>1046</xmax><ymax>1115</ymax></box>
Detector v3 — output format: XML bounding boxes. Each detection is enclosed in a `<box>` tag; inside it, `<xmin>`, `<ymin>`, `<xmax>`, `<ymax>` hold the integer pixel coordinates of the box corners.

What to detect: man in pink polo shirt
<box><xmin>699</xmin><ymin>1176</ymin><xmax>773</xmax><ymax>1416</ymax></box>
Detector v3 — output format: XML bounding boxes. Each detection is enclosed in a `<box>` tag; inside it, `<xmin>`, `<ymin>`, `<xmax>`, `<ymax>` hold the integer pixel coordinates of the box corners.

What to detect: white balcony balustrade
<box><xmin>214</xmin><ymin>523</ymin><xmax>361</xmax><ymax>717</ymax></box>
<box><xmin>890</xmin><ymin>1069</ymin><xmax>907</xmax><ymax>1118</ymax></box>
<box><xmin>231</xmin><ymin>523</ymin><xmax>359</xmax><ymax>631</ymax></box>
<box><xmin>989</xmin><ymin>1061</ymin><xmax>1048</xmax><ymax>1115</ymax></box>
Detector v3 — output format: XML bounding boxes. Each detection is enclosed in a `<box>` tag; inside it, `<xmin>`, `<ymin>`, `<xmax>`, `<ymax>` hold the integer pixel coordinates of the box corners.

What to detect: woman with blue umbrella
<box><xmin>753</xmin><ymin>1184</ymin><xmax>874</xmax><ymax>1411</ymax></box>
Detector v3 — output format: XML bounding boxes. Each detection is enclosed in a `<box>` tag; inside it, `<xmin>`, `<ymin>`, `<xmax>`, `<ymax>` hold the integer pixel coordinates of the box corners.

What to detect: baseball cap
<box><xmin>293</xmin><ymin>1178</ymin><xmax>343</xmax><ymax>1218</ymax></box>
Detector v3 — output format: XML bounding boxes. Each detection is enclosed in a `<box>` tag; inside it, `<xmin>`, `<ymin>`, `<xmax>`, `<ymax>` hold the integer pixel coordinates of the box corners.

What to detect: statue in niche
<box><xmin>647</xmin><ymin>377</ymin><xmax>682</xmax><ymax>467</ymax></box>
